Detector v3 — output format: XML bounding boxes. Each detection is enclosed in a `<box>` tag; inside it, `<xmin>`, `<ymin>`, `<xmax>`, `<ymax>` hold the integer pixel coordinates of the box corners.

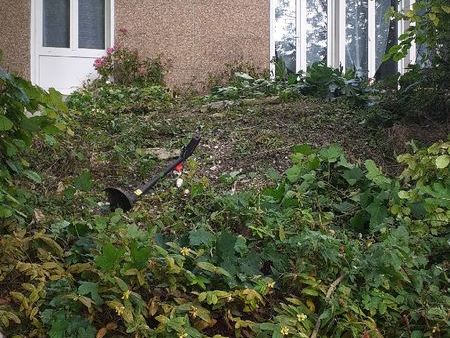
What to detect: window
<box><xmin>345</xmin><ymin>0</ymin><xmax>368</xmax><ymax>76</ymax></box>
<box><xmin>43</xmin><ymin>0</ymin><xmax>70</xmax><ymax>48</ymax></box>
<box><xmin>306</xmin><ymin>0</ymin><xmax>328</xmax><ymax>66</ymax></box>
<box><xmin>41</xmin><ymin>0</ymin><xmax>110</xmax><ymax>51</ymax></box>
<box><xmin>273</xmin><ymin>0</ymin><xmax>297</xmax><ymax>73</ymax></box>
<box><xmin>79</xmin><ymin>0</ymin><xmax>106</xmax><ymax>49</ymax></box>
<box><xmin>271</xmin><ymin>0</ymin><xmax>417</xmax><ymax>78</ymax></box>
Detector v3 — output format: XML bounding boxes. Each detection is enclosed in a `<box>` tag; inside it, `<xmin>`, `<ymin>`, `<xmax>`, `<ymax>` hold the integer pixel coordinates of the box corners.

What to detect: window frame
<box><xmin>35</xmin><ymin>0</ymin><xmax>113</xmax><ymax>58</ymax></box>
<box><xmin>270</xmin><ymin>0</ymin><xmax>416</xmax><ymax>78</ymax></box>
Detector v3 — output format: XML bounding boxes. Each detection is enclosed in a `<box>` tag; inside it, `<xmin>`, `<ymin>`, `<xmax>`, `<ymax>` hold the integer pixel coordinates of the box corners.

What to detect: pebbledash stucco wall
<box><xmin>0</xmin><ymin>0</ymin><xmax>31</xmax><ymax>78</ymax></box>
<box><xmin>115</xmin><ymin>0</ymin><xmax>270</xmax><ymax>89</ymax></box>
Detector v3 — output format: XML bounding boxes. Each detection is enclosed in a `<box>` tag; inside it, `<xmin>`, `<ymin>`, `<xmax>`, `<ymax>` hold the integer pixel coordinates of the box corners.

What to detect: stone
<box><xmin>144</xmin><ymin>147</ymin><xmax>179</xmax><ymax>160</ymax></box>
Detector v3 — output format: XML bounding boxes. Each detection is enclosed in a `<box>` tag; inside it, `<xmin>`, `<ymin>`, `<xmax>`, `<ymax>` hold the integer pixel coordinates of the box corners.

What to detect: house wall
<box><xmin>115</xmin><ymin>0</ymin><xmax>270</xmax><ymax>90</ymax></box>
<box><xmin>0</xmin><ymin>0</ymin><xmax>31</xmax><ymax>78</ymax></box>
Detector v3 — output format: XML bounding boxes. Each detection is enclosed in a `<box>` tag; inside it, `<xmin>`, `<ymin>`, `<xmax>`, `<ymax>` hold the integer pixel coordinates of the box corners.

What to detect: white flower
<box><xmin>176</xmin><ymin>178</ymin><xmax>184</xmax><ymax>188</ymax></box>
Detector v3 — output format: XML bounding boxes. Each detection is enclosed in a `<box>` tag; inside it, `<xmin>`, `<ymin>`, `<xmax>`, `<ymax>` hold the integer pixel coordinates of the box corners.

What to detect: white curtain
<box><xmin>78</xmin><ymin>0</ymin><xmax>105</xmax><ymax>49</ymax></box>
<box><xmin>43</xmin><ymin>0</ymin><xmax>70</xmax><ymax>48</ymax></box>
<box><xmin>345</xmin><ymin>0</ymin><xmax>369</xmax><ymax>76</ymax></box>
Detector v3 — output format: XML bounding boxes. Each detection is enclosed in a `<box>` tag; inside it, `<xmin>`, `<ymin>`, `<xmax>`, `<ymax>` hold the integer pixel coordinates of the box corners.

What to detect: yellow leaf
<box><xmin>137</xmin><ymin>271</ymin><xmax>146</xmax><ymax>286</ymax></box>
<box><xmin>67</xmin><ymin>263</ymin><xmax>91</xmax><ymax>274</ymax></box>
<box><xmin>405</xmin><ymin>9</ymin><xmax>414</xmax><ymax>18</ymax></box>
<box><xmin>78</xmin><ymin>296</ymin><xmax>93</xmax><ymax>309</ymax></box>
<box><xmin>124</xmin><ymin>268</ymin><xmax>139</xmax><ymax>275</ymax></box>
<box><xmin>21</xmin><ymin>283</ymin><xmax>35</xmax><ymax>293</ymax></box>
<box><xmin>306</xmin><ymin>299</ymin><xmax>316</xmax><ymax>313</ymax></box>
<box><xmin>96</xmin><ymin>328</ymin><xmax>108</xmax><ymax>338</ymax></box>
<box><xmin>33</xmin><ymin>234</ymin><xmax>64</xmax><ymax>257</ymax></box>
<box><xmin>30</xmin><ymin>306</ymin><xmax>39</xmax><ymax>318</ymax></box>
<box><xmin>42</xmin><ymin>262</ymin><xmax>60</xmax><ymax>270</ymax></box>
<box><xmin>105</xmin><ymin>322</ymin><xmax>118</xmax><ymax>330</ymax></box>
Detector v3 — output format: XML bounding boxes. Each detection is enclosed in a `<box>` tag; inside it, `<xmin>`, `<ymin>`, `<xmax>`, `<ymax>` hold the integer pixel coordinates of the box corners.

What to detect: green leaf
<box><xmin>286</xmin><ymin>165</ymin><xmax>302</xmax><ymax>183</ymax></box>
<box><xmin>74</xmin><ymin>170</ymin><xmax>92</xmax><ymax>191</ymax></box>
<box><xmin>343</xmin><ymin>167</ymin><xmax>363</xmax><ymax>186</ymax></box>
<box><xmin>301</xmin><ymin>287</ymin><xmax>319</xmax><ymax>296</ymax></box>
<box><xmin>189</xmin><ymin>229</ymin><xmax>215</xmax><ymax>247</ymax></box>
<box><xmin>319</xmin><ymin>144</ymin><xmax>344</xmax><ymax>162</ymax></box>
<box><xmin>292</xmin><ymin>144</ymin><xmax>314</xmax><ymax>156</ymax></box>
<box><xmin>78</xmin><ymin>281</ymin><xmax>103</xmax><ymax>305</ymax></box>
<box><xmin>130</xmin><ymin>241</ymin><xmax>151</xmax><ymax>269</ymax></box>
<box><xmin>350</xmin><ymin>210</ymin><xmax>370</xmax><ymax>232</ymax></box>
<box><xmin>398</xmin><ymin>190</ymin><xmax>410</xmax><ymax>199</ymax></box>
<box><xmin>197</xmin><ymin>262</ymin><xmax>231</xmax><ymax>277</ymax></box>
<box><xmin>216</xmin><ymin>231</ymin><xmax>237</xmax><ymax>259</ymax></box>
<box><xmin>235</xmin><ymin>72</ymin><xmax>254</xmax><ymax>81</ymax></box>
<box><xmin>411</xmin><ymin>331</ymin><xmax>424</xmax><ymax>338</ymax></box>
<box><xmin>435</xmin><ymin>155</ymin><xmax>450</xmax><ymax>169</ymax></box>
<box><xmin>366</xmin><ymin>201</ymin><xmax>388</xmax><ymax>229</ymax></box>
<box><xmin>0</xmin><ymin>115</ymin><xmax>14</xmax><ymax>131</ymax></box>
<box><xmin>95</xmin><ymin>242</ymin><xmax>125</xmax><ymax>272</ymax></box>
<box><xmin>23</xmin><ymin>170</ymin><xmax>42</xmax><ymax>183</ymax></box>
<box><xmin>234</xmin><ymin>235</ymin><xmax>248</xmax><ymax>255</ymax></box>
<box><xmin>365</xmin><ymin>160</ymin><xmax>391</xmax><ymax>187</ymax></box>
<box><xmin>0</xmin><ymin>205</ymin><xmax>13</xmax><ymax>218</ymax></box>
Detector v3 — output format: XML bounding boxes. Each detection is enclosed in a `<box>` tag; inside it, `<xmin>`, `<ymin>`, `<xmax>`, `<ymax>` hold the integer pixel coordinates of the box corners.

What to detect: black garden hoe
<box><xmin>105</xmin><ymin>132</ymin><xmax>201</xmax><ymax>212</ymax></box>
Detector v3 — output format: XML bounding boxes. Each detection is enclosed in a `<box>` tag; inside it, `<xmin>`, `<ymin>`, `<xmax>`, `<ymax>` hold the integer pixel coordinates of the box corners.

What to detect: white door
<box><xmin>32</xmin><ymin>0</ymin><xmax>114</xmax><ymax>94</ymax></box>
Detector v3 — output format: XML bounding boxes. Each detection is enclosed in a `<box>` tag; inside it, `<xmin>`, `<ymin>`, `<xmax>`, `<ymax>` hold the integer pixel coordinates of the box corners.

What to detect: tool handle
<box><xmin>181</xmin><ymin>134</ymin><xmax>201</xmax><ymax>160</ymax></box>
<box><xmin>136</xmin><ymin>133</ymin><xmax>201</xmax><ymax>196</ymax></box>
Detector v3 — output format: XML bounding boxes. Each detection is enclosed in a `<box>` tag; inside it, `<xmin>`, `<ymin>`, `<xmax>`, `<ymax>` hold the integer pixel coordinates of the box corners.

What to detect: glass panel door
<box><xmin>345</xmin><ymin>0</ymin><xmax>368</xmax><ymax>77</ymax></box>
<box><xmin>375</xmin><ymin>0</ymin><xmax>398</xmax><ymax>79</ymax></box>
<box><xmin>274</xmin><ymin>0</ymin><xmax>297</xmax><ymax>73</ymax></box>
<box><xmin>306</xmin><ymin>0</ymin><xmax>328</xmax><ymax>66</ymax></box>
<box><xmin>43</xmin><ymin>0</ymin><xmax>70</xmax><ymax>48</ymax></box>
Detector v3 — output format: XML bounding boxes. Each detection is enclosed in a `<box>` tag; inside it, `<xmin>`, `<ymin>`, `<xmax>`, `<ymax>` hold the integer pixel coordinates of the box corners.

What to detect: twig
<box><xmin>310</xmin><ymin>273</ymin><xmax>345</xmax><ymax>338</ymax></box>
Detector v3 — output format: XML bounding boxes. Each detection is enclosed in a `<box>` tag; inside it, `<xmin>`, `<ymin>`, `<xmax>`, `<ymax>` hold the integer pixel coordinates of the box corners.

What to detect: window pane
<box><xmin>274</xmin><ymin>0</ymin><xmax>297</xmax><ymax>73</ymax></box>
<box><xmin>306</xmin><ymin>0</ymin><xmax>327</xmax><ymax>66</ymax></box>
<box><xmin>79</xmin><ymin>0</ymin><xmax>105</xmax><ymax>49</ymax></box>
<box><xmin>43</xmin><ymin>0</ymin><xmax>70</xmax><ymax>48</ymax></box>
<box><xmin>346</xmin><ymin>0</ymin><xmax>368</xmax><ymax>77</ymax></box>
<box><xmin>375</xmin><ymin>0</ymin><xmax>398</xmax><ymax>79</ymax></box>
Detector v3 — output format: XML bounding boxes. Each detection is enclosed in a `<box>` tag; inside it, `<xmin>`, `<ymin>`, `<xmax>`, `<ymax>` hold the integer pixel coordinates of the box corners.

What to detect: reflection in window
<box><xmin>416</xmin><ymin>44</ymin><xmax>430</xmax><ymax>66</ymax></box>
<box><xmin>274</xmin><ymin>0</ymin><xmax>297</xmax><ymax>73</ymax></box>
<box><xmin>306</xmin><ymin>0</ymin><xmax>327</xmax><ymax>66</ymax></box>
<box><xmin>43</xmin><ymin>0</ymin><xmax>70</xmax><ymax>48</ymax></box>
<box><xmin>415</xmin><ymin>7</ymin><xmax>431</xmax><ymax>67</ymax></box>
<box><xmin>375</xmin><ymin>0</ymin><xmax>398</xmax><ymax>80</ymax></box>
<box><xmin>346</xmin><ymin>0</ymin><xmax>368</xmax><ymax>77</ymax></box>
<box><xmin>79</xmin><ymin>0</ymin><xmax>105</xmax><ymax>49</ymax></box>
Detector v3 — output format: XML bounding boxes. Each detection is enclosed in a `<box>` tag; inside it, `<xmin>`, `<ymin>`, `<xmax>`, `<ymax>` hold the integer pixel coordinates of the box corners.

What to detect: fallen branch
<box><xmin>310</xmin><ymin>273</ymin><xmax>346</xmax><ymax>338</ymax></box>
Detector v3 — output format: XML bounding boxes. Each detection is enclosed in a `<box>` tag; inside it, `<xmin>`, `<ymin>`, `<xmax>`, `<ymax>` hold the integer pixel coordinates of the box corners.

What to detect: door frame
<box><xmin>30</xmin><ymin>0</ymin><xmax>115</xmax><ymax>87</ymax></box>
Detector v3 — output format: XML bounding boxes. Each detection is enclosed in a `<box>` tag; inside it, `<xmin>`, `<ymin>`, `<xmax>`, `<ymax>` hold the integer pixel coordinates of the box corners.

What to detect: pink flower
<box><xmin>94</xmin><ymin>57</ymin><xmax>106</xmax><ymax>69</ymax></box>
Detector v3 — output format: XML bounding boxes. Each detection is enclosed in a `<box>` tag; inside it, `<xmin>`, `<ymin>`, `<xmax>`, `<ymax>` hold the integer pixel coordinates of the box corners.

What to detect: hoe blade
<box><xmin>105</xmin><ymin>187</ymin><xmax>135</xmax><ymax>212</ymax></box>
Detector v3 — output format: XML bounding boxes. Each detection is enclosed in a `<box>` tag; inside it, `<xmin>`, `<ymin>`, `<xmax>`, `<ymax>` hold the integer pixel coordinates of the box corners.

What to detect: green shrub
<box><xmin>66</xmin><ymin>83</ymin><xmax>173</xmax><ymax>116</ymax></box>
<box><xmin>1</xmin><ymin>138</ymin><xmax>448</xmax><ymax>337</ymax></box>
<box><xmin>94</xmin><ymin>46</ymin><xmax>167</xmax><ymax>86</ymax></box>
<box><xmin>205</xmin><ymin>62</ymin><xmax>379</xmax><ymax>107</ymax></box>
<box><xmin>0</xmin><ymin>68</ymin><xmax>68</xmax><ymax>221</ymax></box>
